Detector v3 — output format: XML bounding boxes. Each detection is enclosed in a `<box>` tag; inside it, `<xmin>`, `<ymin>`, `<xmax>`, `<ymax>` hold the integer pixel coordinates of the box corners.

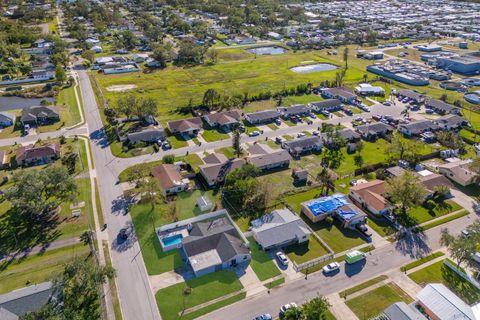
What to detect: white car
<box><xmin>280</xmin><ymin>302</ymin><xmax>298</xmax><ymax>315</ymax></box>
<box><xmin>322</xmin><ymin>262</ymin><xmax>340</xmax><ymax>274</ymax></box>
<box><xmin>297</xmin><ymin>132</ymin><xmax>306</xmax><ymax>138</ymax></box>
<box><xmin>276</xmin><ymin>251</ymin><xmax>289</xmax><ymax>266</ymax></box>
<box><xmin>249</xmin><ymin>131</ymin><xmax>261</xmax><ymax>137</ymax></box>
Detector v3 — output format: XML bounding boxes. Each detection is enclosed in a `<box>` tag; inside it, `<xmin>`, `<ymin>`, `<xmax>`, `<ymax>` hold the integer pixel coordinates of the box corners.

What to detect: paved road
<box><xmin>198</xmin><ymin>208</ymin><xmax>478</xmax><ymax>320</ymax></box>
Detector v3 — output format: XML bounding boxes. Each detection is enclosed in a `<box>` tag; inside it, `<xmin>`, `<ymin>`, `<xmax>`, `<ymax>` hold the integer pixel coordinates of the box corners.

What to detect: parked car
<box><xmin>119</xmin><ymin>227</ymin><xmax>132</xmax><ymax>240</ymax></box>
<box><xmin>275</xmin><ymin>136</ymin><xmax>285</xmax><ymax>144</ymax></box>
<box><xmin>344</xmin><ymin>109</ymin><xmax>353</xmax><ymax>116</ymax></box>
<box><xmin>462</xmin><ymin>230</ymin><xmax>470</xmax><ymax>237</ymax></box>
<box><xmin>309</xmin><ymin>112</ymin><xmax>316</xmax><ymax>119</ymax></box>
<box><xmin>321</xmin><ymin>110</ymin><xmax>330</xmax><ymax>116</ymax></box>
<box><xmin>383</xmin><ymin>101</ymin><xmax>391</xmax><ymax>106</ymax></box>
<box><xmin>356</xmin><ymin>224</ymin><xmax>372</xmax><ymax>237</ymax></box>
<box><xmin>254</xmin><ymin>314</ymin><xmax>272</xmax><ymax>320</ymax></box>
<box><xmin>323</xmin><ymin>262</ymin><xmax>340</xmax><ymax>274</ymax></box>
<box><xmin>297</xmin><ymin>132</ymin><xmax>306</xmax><ymax>138</ymax></box>
<box><xmin>249</xmin><ymin>131</ymin><xmax>261</xmax><ymax>137</ymax></box>
<box><xmin>355</xmin><ymin>117</ymin><xmax>363</xmax><ymax>122</ymax></box>
<box><xmin>280</xmin><ymin>303</ymin><xmax>298</xmax><ymax>317</ymax></box>
<box><xmin>274</xmin><ymin>118</ymin><xmax>282</xmax><ymax>125</ymax></box>
<box><xmin>162</xmin><ymin>141</ymin><xmax>171</xmax><ymax>150</ymax></box>
<box><xmin>276</xmin><ymin>252</ymin><xmax>289</xmax><ymax>266</ymax></box>
<box><xmin>312</xmin><ymin>130</ymin><xmax>319</xmax><ymax>136</ymax></box>
<box><xmin>425</xmin><ymin>108</ymin><xmax>434</xmax><ymax>114</ymax></box>
<box><xmin>238</xmin><ymin>125</ymin><xmax>246</xmax><ymax>132</ymax></box>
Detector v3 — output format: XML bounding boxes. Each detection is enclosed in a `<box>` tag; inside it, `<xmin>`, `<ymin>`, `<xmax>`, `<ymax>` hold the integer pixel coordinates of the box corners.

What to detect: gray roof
<box><xmin>252</xmin><ymin>208</ymin><xmax>311</xmax><ymax>249</ymax></box>
<box><xmin>0</xmin><ymin>282</ymin><xmax>58</xmax><ymax>319</ymax></box>
<box><xmin>425</xmin><ymin>99</ymin><xmax>459</xmax><ymax>113</ymax></box>
<box><xmin>417</xmin><ymin>283</ymin><xmax>475</xmax><ymax>320</ymax></box>
<box><xmin>398</xmin><ymin>89</ymin><xmax>425</xmax><ymax>101</ymax></box>
<box><xmin>246</xmin><ymin>109</ymin><xmax>280</xmax><ymax>122</ymax></box>
<box><xmin>0</xmin><ymin>112</ymin><xmax>15</xmax><ymax>123</ymax></box>
<box><xmin>330</xmin><ymin>128</ymin><xmax>360</xmax><ymax>142</ymax></box>
<box><xmin>400</xmin><ymin>120</ymin><xmax>439</xmax><ymax>134</ymax></box>
<box><xmin>309</xmin><ymin>99</ymin><xmax>342</xmax><ymax>110</ymax></box>
<box><xmin>277</xmin><ymin>104</ymin><xmax>310</xmax><ymax>116</ymax></box>
<box><xmin>199</xmin><ymin>158</ymin><xmax>245</xmax><ymax>184</ymax></box>
<box><xmin>386</xmin><ymin>166</ymin><xmax>407</xmax><ymax>177</ymax></box>
<box><xmin>324</xmin><ymin>87</ymin><xmax>356</xmax><ymax>99</ymax></box>
<box><xmin>248</xmin><ymin>150</ymin><xmax>292</xmax><ymax>168</ymax></box>
<box><xmin>384</xmin><ymin>302</ymin><xmax>426</xmax><ymax>320</ymax></box>
<box><xmin>20</xmin><ymin>106</ymin><xmax>59</xmax><ymax>123</ymax></box>
<box><xmin>356</xmin><ymin>122</ymin><xmax>393</xmax><ymax>136</ymax></box>
<box><xmin>126</xmin><ymin>128</ymin><xmax>166</xmax><ymax>143</ymax></box>
<box><xmin>283</xmin><ymin>136</ymin><xmax>323</xmax><ymax>151</ymax></box>
<box><xmin>435</xmin><ymin>114</ymin><xmax>467</xmax><ymax>126</ymax></box>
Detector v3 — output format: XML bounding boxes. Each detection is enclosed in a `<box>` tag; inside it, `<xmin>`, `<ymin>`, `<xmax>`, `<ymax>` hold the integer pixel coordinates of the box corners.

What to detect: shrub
<box><xmin>162</xmin><ymin>154</ymin><xmax>175</xmax><ymax>164</ymax></box>
<box><xmin>59</xmin><ymin>135</ymin><xmax>66</xmax><ymax>144</ymax></box>
<box><xmin>325</xmin><ymin>216</ymin><xmax>334</xmax><ymax>224</ymax></box>
<box><xmin>424</xmin><ymin>199</ymin><xmax>436</xmax><ymax>210</ymax></box>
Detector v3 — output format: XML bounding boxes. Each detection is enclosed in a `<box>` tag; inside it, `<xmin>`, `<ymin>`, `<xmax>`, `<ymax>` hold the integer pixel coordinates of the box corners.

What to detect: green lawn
<box><xmin>180</xmin><ymin>293</ymin><xmax>246</xmax><ymax>320</ymax></box>
<box><xmin>367</xmin><ymin>216</ymin><xmax>396</xmax><ymax>238</ymax></box>
<box><xmin>155</xmin><ymin>271</ymin><xmax>243</xmax><ymax>320</ymax></box>
<box><xmin>168</xmin><ymin>135</ymin><xmax>189</xmax><ymax>149</ymax></box>
<box><xmin>408</xmin><ymin>259</ymin><xmax>480</xmax><ymax>304</ymax></box>
<box><xmin>248</xmin><ymin>237</ymin><xmax>281</xmax><ymax>281</ymax></box>
<box><xmin>202</xmin><ymin>129</ymin><xmax>230</xmax><ymax>142</ymax></box>
<box><xmin>0</xmin><ymin>244</ymin><xmax>89</xmax><ymax>294</ymax></box>
<box><xmin>346</xmin><ymin>283</ymin><xmax>413</xmax><ymax>319</ymax></box>
<box><xmin>282</xmin><ymin>188</ymin><xmax>323</xmax><ymax>214</ymax></box>
<box><xmin>400</xmin><ymin>252</ymin><xmax>445</xmax><ymax>272</ymax></box>
<box><xmin>285</xmin><ymin>235</ymin><xmax>330</xmax><ymax>264</ymax></box>
<box><xmin>56</xmin><ymin>85</ymin><xmax>82</xmax><ymax>127</ymax></box>
<box><xmin>396</xmin><ymin>199</ymin><xmax>462</xmax><ymax>227</ymax></box>
<box><xmin>215</xmin><ymin>147</ymin><xmax>236</xmax><ymax>158</ymax></box>
<box><xmin>415</xmin><ymin>210</ymin><xmax>469</xmax><ymax>232</ymax></box>
<box><xmin>339</xmin><ymin>275</ymin><xmax>388</xmax><ymax>298</ymax></box>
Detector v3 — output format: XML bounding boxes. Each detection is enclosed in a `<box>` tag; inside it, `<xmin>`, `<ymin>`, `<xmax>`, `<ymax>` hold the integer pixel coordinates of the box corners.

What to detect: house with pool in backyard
<box><xmin>156</xmin><ymin>209</ymin><xmax>251</xmax><ymax>277</ymax></box>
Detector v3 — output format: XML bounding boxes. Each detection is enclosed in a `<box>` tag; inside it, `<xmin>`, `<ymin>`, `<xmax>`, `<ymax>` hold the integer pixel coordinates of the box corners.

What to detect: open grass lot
<box><xmin>285</xmin><ymin>235</ymin><xmax>329</xmax><ymax>264</ymax></box>
<box><xmin>248</xmin><ymin>237</ymin><xmax>281</xmax><ymax>281</ymax></box>
<box><xmin>396</xmin><ymin>198</ymin><xmax>462</xmax><ymax>227</ymax></box>
<box><xmin>95</xmin><ymin>47</ymin><xmax>364</xmax><ymax>124</ymax></box>
<box><xmin>201</xmin><ymin>129</ymin><xmax>230</xmax><ymax>142</ymax></box>
<box><xmin>0</xmin><ymin>244</ymin><xmax>89</xmax><ymax>294</ymax></box>
<box><xmin>155</xmin><ymin>270</ymin><xmax>243</xmax><ymax>320</ymax></box>
<box><xmin>408</xmin><ymin>259</ymin><xmax>480</xmax><ymax>304</ymax></box>
<box><xmin>282</xmin><ymin>187</ymin><xmax>322</xmax><ymax>214</ymax></box>
<box><xmin>346</xmin><ymin>282</ymin><xmax>413</xmax><ymax>319</ymax></box>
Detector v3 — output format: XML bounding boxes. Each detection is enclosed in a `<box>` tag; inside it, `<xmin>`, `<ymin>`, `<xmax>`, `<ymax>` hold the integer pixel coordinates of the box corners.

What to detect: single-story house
<box><xmin>355</xmin><ymin>122</ymin><xmax>394</xmax><ymax>140</ymax></box>
<box><xmin>335</xmin><ymin>204</ymin><xmax>367</xmax><ymax>229</ymax></box>
<box><xmin>398</xmin><ymin>120</ymin><xmax>440</xmax><ymax>137</ymax></box>
<box><xmin>126</xmin><ymin>128</ymin><xmax>166</xmax><ymax>144</ymax></box>
<box><xmin>251</xmin><ymin>208</ymin><xmax>311</xmax><ymax>250</ymax></box>
<box><xmin>301</xmin><ymin>194</ymin><xmax>349</xmax><ymax>223</ymax></box>
<box><xmin>438</xmin><ymin>159</ymin><xmax>477</xmax><ymax>186</ymax></box>
<box><xmin>244</xmin><ymin>109</ymin><xmax>280</xmax><ymax>125</ymax></box>
<box><xmin>132</xmin><ymin>53</ymin><xmax>149</xmax><ymax>62</ymax></box>
<box><xmin>0</xmin><ymin>282</ymin><xmax>61</xmax><ymax>320</ymax></box>
<box><xmin>0</xmin><ymin>112</ymin><xmax>15</xmax><ymax>127</ymax></box>
<box><xmin>277</xmin><ymin>104</ymin><xmax>311</xmax><ymax>119</ymax></box>
<box><xmin>20</xmin><ymin>106</ymin><xmax>60</xmax><ymax>127</ymax></box>
<box><xmin>433</xmin><ymin>114</ymin><xmax>468</xmax><ymax>130</ymax></box>
<box><xmin>308</xmin><ymin>99</ymin><xmax>342</xmax><ymax>113</ymax></box>
<box><xmin>16</xmin><ymin>143</ymin><xmax>60</xmax><ymax>166</ymax></box>
<box><xmin>199</xmin><ymin>153</ymin><xmax>246</xmax><ymax>186</ymax></box>
<box><xmin>417</xmin><ymin>170</ymin><xmax>454</xmax><ymax>196</ymax></box>
<box><xmin>203</xmin><ymin>110</ymin><xmax>242</xmax><ymax>131</ymax></box>
<box><xmin>349</xmin><ymin>180</ymin><xmax>392</xmax><ymax>215</ymax></box>
<box><xmin>322</xmin><ymin>128</ymin><xmax>360</xmax><ymax>145</ymax></box>
<box><xmin>321</xmin><ymin>87</ymin><xmax>357</xmax><ymax>104</ymax></box>
<box><xmin>382</xmin><ymin>302</ymin><xmax>426</xmax><ymax>320</ymax></box>
<box><xmin>182</xmin><ymin>214</ymin><xmax>250</xmax><ymax>276</ymax></box>
<box><xmin>355</xmin><ymin>83</ymin><xmax>385</xmax><ymax>96</ymax></box>
<box><xmin>151</xmin><ymin>164</ymin><xmax>189</xmax><ymax>195</ymax></box>
<box><xmin>397</xmin><ymin>89</ymin><xmax>425</xmax><ymax>104</ymax></box>
<box><xmin>425</xmin><ymin>99</ymin><xmax>460</xmax><ymax>115</ymax></box>
<box><xmin>167</xmin><ymin>117</ymin><xmax>203</xmax><ymax>136</ymax></box>
<box><xmin>282</xmin><ymin>136</ymin><xmax>323</xmax><ymax>156</ymax></box>
<box><xmin>247</xmin><ymin>149</ymin><xmax>292</xmax><ymax>171</ymax></box>
<box><xmin>417</xmin><ymin>283</ymin><xmax>475</xmax><ymax>320</ymax></box>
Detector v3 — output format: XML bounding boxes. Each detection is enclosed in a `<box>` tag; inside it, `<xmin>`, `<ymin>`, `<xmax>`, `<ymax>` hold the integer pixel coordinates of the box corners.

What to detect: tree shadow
<box><xmin>111</xmin><ymin>221</ymin><xmax>137</xmax><ymax>253</ymax></box>
<box><xmin>111</xmin><ymin>194</ymin><xmax>136</xmax><ymax>216</ymax></box>
<box><xmin>395</xmin><ymin>229</ymin><xmax>431</xmax><ymax>259</ymax></box>
<box><xmin>89</xmin><ymin>127</ymin><xmax>111</xmax><ymax>149</ymax></box>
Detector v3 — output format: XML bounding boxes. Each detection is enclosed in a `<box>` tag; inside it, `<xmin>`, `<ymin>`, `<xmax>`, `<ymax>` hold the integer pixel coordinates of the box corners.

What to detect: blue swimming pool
<box><xmin>161</xmin><ymin>234</ymin><xmax>183</xmax><ymax>246</ymax></box>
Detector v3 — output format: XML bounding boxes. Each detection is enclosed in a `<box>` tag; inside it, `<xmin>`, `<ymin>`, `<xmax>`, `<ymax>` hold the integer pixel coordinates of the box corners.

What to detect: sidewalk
<box><xmin>327</xmin><ymin>293</ymin><xmax>359</xmax><ymax>320</ymax></box>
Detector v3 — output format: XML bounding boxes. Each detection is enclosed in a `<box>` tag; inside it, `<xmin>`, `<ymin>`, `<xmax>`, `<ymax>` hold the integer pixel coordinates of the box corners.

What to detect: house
<box><xmin>349</xmin><ymin>180</ymin><xmax>392</xmax><ymax>215</ymax></box>
<box><xmin>244</xmin><ymin>109</ymin><xmax>280</xmax><ymax>125</ymax></box>
<box><xmin>167</xmin><ymin>117</ymin><xmax>203</xmax><ymax>136</ymax></box>
<box><xmin>292</xmin><ymin>168</ymin><xmax>309</xmax><ymax>183</ymax></box>
<box><xmin>382</xmin><ymin>302</ymin><xmax>426</xmax><ymax>320</ymax></box>
<box><xmin>20</xmin><ymin>106</ymin><xmax>60</xmax><ymax>127</ymax></box>
<box><xmin>355</xmin><ymin>122</ymin><xmax>394</xmax><ymax>140</ymax></box>
<box><xmin>397</xmin><ymin>89</ymin><xmax>425</xmax><ymax>104</ymax></box>
<box><xmin>0</xmin><ymin>282</ymin><xmax>61</xmax><ymax>320</ymax></box>
<box><xmin>323</xmin><ymin>128</ymin><xmax>360</xmax><ymax>145</ymax></box>
<box><xmin>282</xmin><ymin>136</ymin><xmax>323</xmax><ymax>156</ymax></box>
<box><xmin>301</xmin><ymin>194</ymin><xmax>349</xmax><ymax>223</ymax></box>
<box><xmin>16</xmin><ymin>144</ymin><xmax>60</xmax><ymax>166</ymax></box>
<box><xmin>126</xmin><ymin>128</ymin><xmax>166</xmax><ymax>144</ymax></box>
<box><xmin>335</xmin><ymin>204</ymin><xmax>367</xmax><ymax>229</ymax></box>
<box><xmin>434</xmin><ymin>114</ymin><xmax>468</xmax><ymax>130</ymax></box>
<box><xmin>321</xmin><ymin>87</ymin><xmax>357</xmax><ymax>104</ymax></box>
<box><xmin>417</xmin><ymin>283</ymin><xmax>475</xmax><ymax>320</ymax></box>
<box><xmin>132</xmin><ymin>53</ymin><xmax>149</xmax><ymax>62</ymax></box>
<box><xmin>251</xmin><ymin>208</ymin><xmax>311</xmax><ymax>250</ymax></box>
<box><xmin>277</xmin><ymin>104</ymin><xmax>311</xmax><ymax>119</ymax></box>
<box><xmin>203</xmin><ymin>110</ymin><xmax>242</xmax><ymax>131</ymax></box>
<box><xmin>247</xmin><ymin>147</ymin><xmax>292</xmax><ymax>171</ymax></box>
<box><xmin>438</xmin><ymin>159</ymin><xmax>477</xmax><ymax>186</ymax></box>
<box><xmin>91</xmin><ymin>45</ymin><xmax>102</xmax><ymax>53</ymax></box>
<box><xmin>0</xmin><ymin>112</ymin><xmax>15</xmax><ymax>127</ymax></box>
<box><xmin>398</xmin><ymin>120</ymin><xmax>439</xmax><ymax>137</ymax></box>
<box><xmin>182</xmin><ymin>214</ymin><xmax>250</xmax><ymax>276</ymax></box>
<box><xmin>425</xmin><ymin>99</ymin><xmax>460</xmax><ymax>115</ymax></box>
<box><xmin>199</xmin><ymin>153</ymin><xmax>245</xmax><ymax>186</ymax></box>
<box><xmin>309</xmin><ymin>99</ymin><xmax>342</xmax><ymax>113</ymax></box>
<box><xmin>417</xmin><ymin>170</ymin><xmax>454</xmax><ymax>196</ymax></box>
<box><xmin>151</xmin><ymin>164</ymin><xmax>189</xmax><ymax>195</ymax></box>
<box><xmin>355</xmin><ymin>83</ymin><xmax>385</xmax><ymax>96</ymax></box>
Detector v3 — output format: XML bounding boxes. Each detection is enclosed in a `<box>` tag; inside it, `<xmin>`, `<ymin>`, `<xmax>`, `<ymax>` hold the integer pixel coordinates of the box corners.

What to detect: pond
<box><xmin>290</xmin><ymin>63</ymin><xmax>338</xmax><ymax>74</ymax></box>
<box><xmin>247</xmin><ymin>46</ymin><xmax>287</xmax><ymax>55</ymax></box>
<box><xmin>0</xmin><ymin>96</ymin><xmax>54</xmax><ymax>112</ymax></box>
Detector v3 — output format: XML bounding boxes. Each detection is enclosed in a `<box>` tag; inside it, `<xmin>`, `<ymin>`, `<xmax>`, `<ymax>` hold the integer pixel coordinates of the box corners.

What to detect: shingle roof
<box><xmin>203</xmin><ymin>110</ymin><xmax>241</xmax><ymax>126</ymax></box>
<box><xmin>283</xmin><ymin>136</ymin><xmax>323</xmax><ymax>151</ymax></box>
<box><xmin>350</xmin><ymin>180</ymin><xmax>391</xmax><ymax>212</ymax></box>
<box><xmin>245</xmin><ymin>109</ymin><xmax>280</xmax><ymax>122</ymax></box>
<box><xmin>15</xmin><ymin>144</ymin><xmax>60</xmax><ymax>162</ymax></box>
<box><xmin>435</xmin><ymin>114</ymin><xmax>467</xmax><ymax>126</ymax></box>
<box><xmin>167</xmin><ymin>117</ymin><xmax>203</xmax><ymax>133</ymax></box>
<box><xmin>356</xmin><ymin>122</ymin><xmax>393</xmax><ymax>135</ymax></box>
<box><xmin>20</xmin><ymin>106</ymin><xmax>59</xmax><ymax>123</ymax></box>
<box><xmin>199</xmin><ymin>158</ymin><xmax>245</xmax><ymax>185</ymax></box>
<box><xmin>248</xmin><ymin>149</ymin><xmax>292</xmax><ymax>168</ymax></box>
<box><xmin>425</xmin><ymin>99</ymin><xmax>459</xmax><ymax>113</ymax></box>
<box><xmin>277</xmin><ymin>104</ymin><xmax>310</xmax><ymax>116</ymax></box>
<box><xmin>400</xmin><ymin>120</ymin><xmax>439</xmax><ymax>134</ymax></box>
<box><xmin>126</xmin><ymin>128</ymin><xmax>166</xmax><ymax>143</ymax></box>
<box><xmin>0</xmin><ymin>112</ymin><xmax>15</xmax><ymax>123</ymax></box>
<box><xmin>151</xmin><ymin>164</ymin><xmax>184</xmax><ymax>190</ymax></box>
<box><xmin>398</xmin><ymin>89</ymin><xmax>425</xmax><ymax>101</ymax></box>
<box><xmin>309</xmin><ymin>99</ymin><xmax>342</xmax><ymax>110</ymax></box>
<box><xmin>203</xmin><ymin>153</ymin><xmax>228</xmax><ymax>164</ymax></box>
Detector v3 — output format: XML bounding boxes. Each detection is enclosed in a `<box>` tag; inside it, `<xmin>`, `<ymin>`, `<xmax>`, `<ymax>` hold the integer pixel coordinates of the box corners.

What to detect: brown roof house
<box><xmin>203</xmin><ymin>110</ymin><xmax>242</xmax><ymax>132</ymax></box>
<box><xmin>151</xmin><ymin>164</ymin><xmax>189</xmax><ymax>195</ymax></box>
<box><xmin>16</xmin><ymin>144</ymin><xmax>60</xmax><ymax>166</ymax></box>
<box><xmin>438</xmin><ymin>159</ymin><xmax>477</xmax><ymax>187</ymax></box>
<box><xmin>246</xmin><ymin>144</ymin><xmax>292</xmax><ymax>171</ymax></box>
<box><xmin>199</xmin><ymin>153</ymin><xmax>245</xmax><ymax>187</ymax></box>
<box><xmin>167</xmin><ymin>117</ymin><xmax>203</xmax><ymax>136</ymax></box>
<box><xmin>349</xmin><ymin>180</ymin><xmax>393</xmax><ymax>215</ymax></box>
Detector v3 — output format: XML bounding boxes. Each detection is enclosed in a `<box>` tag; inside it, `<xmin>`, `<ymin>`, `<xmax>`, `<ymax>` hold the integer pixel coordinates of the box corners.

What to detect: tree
<box><xmin>116</xmin><ymin>95</ymin><xmax>138</xmax><ymax>118</ymax></box>
<box><xmin>471</xmin><ymin>158</ymin><xmax>480</xmax><ymax>184</ymax></box>
<box><xmin>139</xmin><ymin>177</ymin><xmax>163</xmax><ymax>210</ymax></box>
<box><xmin>61</xmin><ymin>152</ymin><xmax>78</xmax><ymax>174</ymax></box>
<box><xmin>284</xmin><ymin>307</ymin><xmax>302</xmax><ymax>320</ymax></box>
<box><xmin>232</xmin><ymin>129</ymin><xmax>242</xmax><ymax>158</ymax></box>
<box><xmin>354</xmin><ymin>154</ymin><xmax>364</xmax><ymax>169</ymax></box>
<box><xmin>21</xmin><ymin>258</ymin><xmax>115</xmax><ymax>320</ymax></box>
<box><xmin>436</xmin><ymin>131</ymin><xmax>464</xmax><ymax>150</ymax></box>
<box><xmin>162</xmin><ymin>154</ymin><xmax>175</xmax><ymax>164</ymax></box>
<box><xmin>206</xmin><ymin>48</ymin><xmax>218</xmax><ymax>64</ymax></box>
<box><xmin>136</xmin><ymin>97</ymin><xmax>158</xmax><ymax>118</ymax></box>
<box><xmin>81</xmin><ymin>50</ymin><xmax>96</xmax><ymax>64</ymax></box>
<box><xmin>387</xmin><ymin>132</ymin><xmax>423</xmax><ymax>164</ymax></box>
<box><xmin>151</xmin><ymin>45</ymin><xmax>169</xmax><ymax>68</ymax></box>
<box><xmin>385</xmin><ymin>171</ymin><xmax>427</xmax><ymax>215</ymax></box>
<box><xmin>316</xmin><ymin>167</ymin><xmax>335</xmax><ymax>196</ymax></box>
<box><xmin>302</xmin><ymin>296</ymin><xmax>331</xmax><ymax>320</ymax></box>
<box><xmin>55</xmin><ymin>65</ymin><xmax>66</xmax><ymax>83</ymax></box>
<box><xmin>202</xmin><ymin>88</ymin><xmax>220</xmax><ymax>109</ymax></box>
<box><xmin>175</xmin><ymin>41</ymin><xmax>205</xmax><ymax>65</ymax></box>
<box><xmin>343</xmin><ymin>47</ymin><xmax>349</xmax><ymax>69</ymax></box>
<box><xmin>323</xmin><ymin>128</ymin><xmax>346</xmax><ymax>169</ymax></box>
<box><xmin>441</xmin><ymin>226</ymin><xmax>479</xmax><ymax>269</ymax></box>
<box><xmin>5</xmin><ymin>167</ymin><xmax>77</xmax><ymax>216</ymax></box>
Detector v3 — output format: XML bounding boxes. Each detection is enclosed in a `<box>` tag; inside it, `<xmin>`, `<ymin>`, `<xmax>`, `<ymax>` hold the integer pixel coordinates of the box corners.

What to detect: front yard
<box><xmin>284</xmin><ymin>235</ymin><xmax>330</xmax><ymax>264</ymax></box>
<box><xmin>248</xmin><ymin>237</ymin><xmax>282</xmax><ymax>281</ymax></box>
<box><xmin>396</xmin><ymin>198</ymin><xmax>462</xmax><ymax>227</ymax></box>
<box><xmin>201</xmin><ymin>128</ymin><xmax>230</xmax><ymax>142</ymax></box>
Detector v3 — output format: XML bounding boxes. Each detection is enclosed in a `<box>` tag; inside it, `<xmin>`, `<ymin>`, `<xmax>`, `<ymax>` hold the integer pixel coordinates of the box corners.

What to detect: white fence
<box><xmin>443</xmin><ymin>259</ymin><xmax>480</xmax><ymax>290</ymax></box>
<box><xmin>293</xmin><ymin>253</ymin><xmax>335</xmax><ymax>272</ymax></box>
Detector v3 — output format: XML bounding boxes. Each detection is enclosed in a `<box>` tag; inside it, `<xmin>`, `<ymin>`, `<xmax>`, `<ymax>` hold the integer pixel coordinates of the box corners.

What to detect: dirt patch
<box><xmin>106</xmin><ymin>84</ymin><xmax>138</xmax><ymax>92</ymax></box>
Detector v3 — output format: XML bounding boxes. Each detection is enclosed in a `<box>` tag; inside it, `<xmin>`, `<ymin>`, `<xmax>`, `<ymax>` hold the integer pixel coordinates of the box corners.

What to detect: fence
<box><xmin>292</xmin><ymin>252</ymin><xmax>335</xmax><ymax>272</ymax></box>
<box><xmin>443</xmin><ymin>259</ymin><xmax>480</xmax><ymax>291</ymax></box>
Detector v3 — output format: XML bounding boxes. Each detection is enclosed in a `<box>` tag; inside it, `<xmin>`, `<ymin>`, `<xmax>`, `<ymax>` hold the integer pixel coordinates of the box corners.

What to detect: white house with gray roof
<box><xmin>251</xmin><ymin>208</ymin><xmax>311</xmax><ymax>250</ymax></box>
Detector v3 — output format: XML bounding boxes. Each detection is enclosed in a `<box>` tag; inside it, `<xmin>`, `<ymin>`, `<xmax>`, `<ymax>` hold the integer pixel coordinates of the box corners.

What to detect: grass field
<box><xmin>248</xmin><ymin>237</ymin><xmax>281</xmax><ymax>281</ymax></box>
<box><xmin>400</xmin><ymin>252</ymin><xmax>445</xmax><ymax>272</ymax></box>
<box><xmin>346</xmin><ymin>282</ymin><xmax>413</xmax><ymax>319</ymax></box>
<box><xmin>396</xmin><ymin>199</ymin><xmax>462</xmax><ymax>227</ymax></box>
<box><xmin>285</xmin><ymin>235</ymin><xmax>330</xmax><ymax>264</ymax></box>
<box><xmin>415</xmin><ymin>210</ymin><xmax>469</xmax><ymax>232</ymax></box>
<box><xmin>339</xmin><ymin>275</ymin><xmax>388</xmax><ymax>298</ymax></box>
<box><xmin>155</xmin><ymin>271</ymin><xmax>243</xmax><ymax>320</ymax></box>
<box><xmin>408</xmin><ymin>259</ymin><xmax>480</xmax><ymax>304</ymax></box>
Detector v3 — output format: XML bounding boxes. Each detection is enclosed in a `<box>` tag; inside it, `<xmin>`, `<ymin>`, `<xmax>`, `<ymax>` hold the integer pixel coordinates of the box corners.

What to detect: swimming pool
<box><xmin>161</xmin><ymin>234</ymin><xmax>183</xmax><ymax>247</ymax></box>
<box><xmin>290</xmin><ymin>63</ymin><xmax>338</xmax><ymax>74</ymax></box>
